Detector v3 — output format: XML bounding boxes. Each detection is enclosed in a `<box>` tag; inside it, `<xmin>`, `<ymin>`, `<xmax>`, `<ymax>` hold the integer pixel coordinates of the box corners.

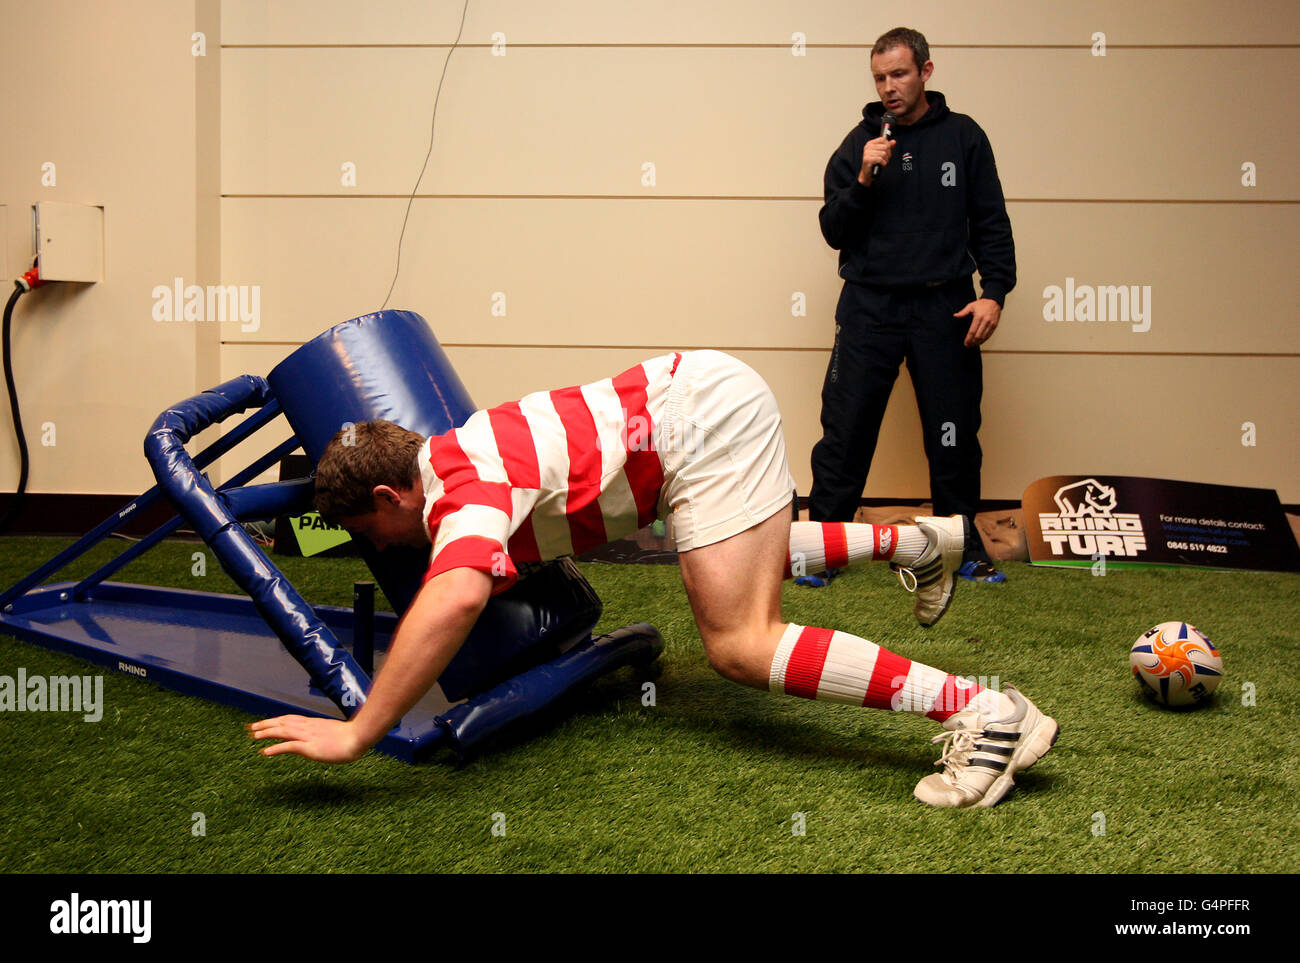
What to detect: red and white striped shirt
<box><xmin>419</xmin><ymin>353</ymin><xmax>682</xmax><ymax>593</ymax></box>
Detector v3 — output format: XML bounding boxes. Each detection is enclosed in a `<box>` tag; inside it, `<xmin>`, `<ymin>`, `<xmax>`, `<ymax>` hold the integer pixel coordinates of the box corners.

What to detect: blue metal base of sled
<box><xmin>0</xmin><ymin>580</ymin><xmax>663</xmax><ymax>762</ymax></box>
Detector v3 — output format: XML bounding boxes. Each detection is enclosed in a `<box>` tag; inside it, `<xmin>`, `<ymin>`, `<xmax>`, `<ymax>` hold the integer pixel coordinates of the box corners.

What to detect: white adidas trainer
<box><xmin>892</xmin><ymin>514</ymin><xmax>968</xmax><ymax>627</ymax></box>
<box><xmin>913</xmin><ymin>685</ymin><xmax>1060</xmax><ymax>808</ymax></box>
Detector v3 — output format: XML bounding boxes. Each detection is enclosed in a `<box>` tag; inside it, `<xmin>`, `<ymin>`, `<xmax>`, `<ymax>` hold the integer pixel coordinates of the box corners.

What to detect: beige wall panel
<box><xmin>222</xmin><ymin>0</ymin><xmax>1300</xmax><ymax>46</ymax></box>
<box><xmin>220</xmin><ymin>197</ymin><xmax>840</xmax><ymax>347</ymax></box>
<box><xmin>223</xmin><ymin>0</ymin><xmax>468</xmax><ymax>45</ymax></box>
<box><xmin>998</xmin><ymin>202</ymin><xmax>1300</xmax><ymax>353</ymax></box>
<box><xmin>219</xmin><ymin>341</ymin><xmax>301</xmax><ymax>381</ymax></box>
<box><xmin>218</xmin><ymin>199</ymin><xmax>400</xmax><ymax>342</ymax></box>
<box><xmin>981</xmin><ymin>354</ymin><xmax>1300</xmax><ymax>502</ymax></box>
<box><xmin>956</xmin><ymin>49</ymin><xmax>1297</xmax><ymax>202</ymax></box>
<box><xmin>220</xmin><ymin>343</ymin><xmax>1298</xmax><ymax>502</ymax></box>
<box><xmin>0</xmin><ymin>1</ymin><xmax>200</xmax><ymax>496</ymax></box>
<box><xmin>213</xmin><ymin>342</ymin><xmax>303</xmax><ymax>487</ymax></box>
<box><xmin>221</xmin><ymin>45</ymin><xmax>1299</xmax><ymax>200</ymax></box>
<box><xmin>220</xmin><ymin>44</ymin><xmax>840</xmax><ymax>197</ymax></box>
<box><xmin>0</xmin><ymin>206</ymin><xmax>8</xmax><ymax>283</ymax></box>
<box><xmin>221</xmin><ymin>46</ymin><xmax>450</xmax><ymax>200</ymax></box>
<box><xmin>222</xmin><ymin>197</ymin><xmax>1296</xmax><ymax>353</ymax></box>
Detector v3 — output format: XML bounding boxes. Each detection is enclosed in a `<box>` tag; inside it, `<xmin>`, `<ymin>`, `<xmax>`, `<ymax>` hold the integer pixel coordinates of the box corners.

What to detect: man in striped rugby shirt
<box><xmin>250</xmin><ymin>350</ymin><xmax>1057</xmax><ymax>807</ymax></box>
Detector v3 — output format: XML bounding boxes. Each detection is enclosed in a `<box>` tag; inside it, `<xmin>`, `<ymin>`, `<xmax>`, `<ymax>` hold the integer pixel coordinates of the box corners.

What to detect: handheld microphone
<box><xmin>871</xmin><ymin>111</ymin><xmax>897</xmax><ymax>179</ymax></box>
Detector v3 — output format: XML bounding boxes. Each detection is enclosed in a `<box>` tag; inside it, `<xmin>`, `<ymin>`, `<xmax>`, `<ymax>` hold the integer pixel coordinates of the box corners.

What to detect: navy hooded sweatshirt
<box><xmin>818</xmin><ymin>92</ymin><xmax>1016</xmax><ymax>306</ymax></box>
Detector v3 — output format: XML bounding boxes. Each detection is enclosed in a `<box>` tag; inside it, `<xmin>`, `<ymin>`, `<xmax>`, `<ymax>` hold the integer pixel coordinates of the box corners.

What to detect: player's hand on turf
<box><xmin>248</xmin><ymin>715</ymin><xmax>367</xmax><ymax>764</ymax></box>
<box><xmin>956</xmin><ymin>298</ymin><xmax>1001</xmax><ymax>347</ymax></box>
<box><xmin>857</xmin><ymin>136</ymin><xmax>896</xmax><ymax>185</ymax></box>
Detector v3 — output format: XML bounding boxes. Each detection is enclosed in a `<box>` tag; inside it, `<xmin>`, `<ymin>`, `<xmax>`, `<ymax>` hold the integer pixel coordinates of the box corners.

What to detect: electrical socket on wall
<box><xmin>33</xmin><ymin>201</ymin><xmax>104</xmax><ymax>282</ymax></box>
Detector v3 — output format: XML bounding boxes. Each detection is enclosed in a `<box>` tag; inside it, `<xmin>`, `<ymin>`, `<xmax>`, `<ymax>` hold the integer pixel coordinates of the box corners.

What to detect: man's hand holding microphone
<box><xmin>856</xmin><ymin>112</ymin><xmax>896</xmax><ymax>186</ymax></box>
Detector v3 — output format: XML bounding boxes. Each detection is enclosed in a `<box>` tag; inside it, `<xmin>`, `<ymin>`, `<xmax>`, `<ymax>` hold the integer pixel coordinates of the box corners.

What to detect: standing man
<box><xmin>808</xmin><ymin>27</ymin><xmax>1015</xmax><ymax>585</ymax></box>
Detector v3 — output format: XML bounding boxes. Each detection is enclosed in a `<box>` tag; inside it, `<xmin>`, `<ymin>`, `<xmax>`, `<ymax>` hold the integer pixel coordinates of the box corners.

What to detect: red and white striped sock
<box><xmin>768</xmin><ymin>623</ymin><xmax>1011</xmax><ymax>721</ymax></box>
<box><xmin>785</xmin><ymin>522</ymin><xmax>928</xmax><ymax>578</ymax></box>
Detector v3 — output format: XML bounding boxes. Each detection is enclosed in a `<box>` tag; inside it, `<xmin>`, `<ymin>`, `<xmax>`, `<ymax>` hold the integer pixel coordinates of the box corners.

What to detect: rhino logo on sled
<box><xmin>1053</xmin><ymin>478</ymin><xmax>1117</xmax><ymax>517</ymax></box>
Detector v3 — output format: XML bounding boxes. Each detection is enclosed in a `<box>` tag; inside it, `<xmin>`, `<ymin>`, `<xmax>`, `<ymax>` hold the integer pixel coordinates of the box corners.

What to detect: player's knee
<box><xmin>701</xmin><ymin>635</ymin><xmax>748</xmax><ymax>684</ymax></box>
<box><xmin>707</xmin><ymin>654</ymin><xmax>749</xmax><ymax>687</ymax></box>
<box><xmin>703</xmin><ymin>631</ymin><xmax>772</xmax><ymax>688</ymax></box>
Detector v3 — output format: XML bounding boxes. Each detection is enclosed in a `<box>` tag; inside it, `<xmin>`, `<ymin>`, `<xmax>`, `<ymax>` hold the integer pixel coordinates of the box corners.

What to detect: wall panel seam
<box><xmin>219</xmin><ymin>194</ymin><xmax>1300</xmax><ymax>204</ymax></box>
<box><xmin>219</xmin><ymin>342</ymin><xmax>1300</xmax><ymax>358</ymax></box>
<box><xmin>221</xmin><ymin>43</ymin><xmax>1300</xmax><ymax>50</ymax></box>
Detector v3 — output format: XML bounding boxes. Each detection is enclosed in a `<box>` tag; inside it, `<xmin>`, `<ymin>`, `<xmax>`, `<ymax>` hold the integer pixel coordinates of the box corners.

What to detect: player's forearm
<box><xmin>347</xmin><ymin>570</ymin><xmax>491</xmax><ymax>750</ymax></box>
<box><xmin>346</xmin><ymin>628</ymin><xmax>467</xmax><ymax>751</ymax></box>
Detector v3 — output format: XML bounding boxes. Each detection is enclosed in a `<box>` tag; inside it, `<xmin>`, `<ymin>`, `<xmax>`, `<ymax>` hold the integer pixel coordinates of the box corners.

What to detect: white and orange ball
<box><xmin>1130</xmin><ymin>622</ymin><xmax>1223</xmax><ymax>707</ymax></box>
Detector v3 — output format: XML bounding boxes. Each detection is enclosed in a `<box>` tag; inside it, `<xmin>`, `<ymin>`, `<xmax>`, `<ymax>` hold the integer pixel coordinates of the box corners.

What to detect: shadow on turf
<box><xmin>433</xmin><ymin>659</ymin><xmax>668</xmax><ymax>765</ymax></box>
<box><xmin>409</xmin><ymin>661</ymin><xmax>917</xmax><ymax>770</ymax></box>
<box><xmin>465</xmin><ymin>664</ymin><xmax>945</xmax><ymax>781</ymax></box>
<box><xmin>238</xmin><ymin>665</ymin><xmax>666</xmax><ymax>811</ymax></box>
<box><xmin>263</xmin><ymin>777</ymin><xmax>387</xmax><ymax>808</ymax></box>
<box><xmin>488</xmin><ymin>667</ymin><xmax>1066</xmax><ymax>806</ymax></box>
<box><xmin>245</xmin><ymin>657</ymin><xmax>1063</xmax><ymax>811</ymax></box>
<box><xmin>669</xmin><ymin>687</ymin><xmax>914</xmax><ymax>764</ymax></box>
<box><xmin>1129</xmin><ymin>688</ymin><xmax>1222</xmax><ymax>713</ymax></box>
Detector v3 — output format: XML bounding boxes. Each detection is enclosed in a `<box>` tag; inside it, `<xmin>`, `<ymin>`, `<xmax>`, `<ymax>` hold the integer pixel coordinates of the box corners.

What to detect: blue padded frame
<box><xmin>0</xmin><ymin>311</ymin><xmax>664</xmax><ymax>761</ymax></box>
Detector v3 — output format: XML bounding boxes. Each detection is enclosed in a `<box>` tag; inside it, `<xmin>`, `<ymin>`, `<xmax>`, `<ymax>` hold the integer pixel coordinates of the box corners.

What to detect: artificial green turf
<box><xmin>0</xmin><ymin>535</ymin><xmax>1296</xmax><ymax>873</ymax></box>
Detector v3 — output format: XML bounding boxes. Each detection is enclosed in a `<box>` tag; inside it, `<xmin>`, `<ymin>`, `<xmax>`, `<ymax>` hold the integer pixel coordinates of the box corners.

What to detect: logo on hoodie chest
<box><xmin>901</xmin><ymin>152</ymin><xmax>913</xmax><ymax>172</ymax></box>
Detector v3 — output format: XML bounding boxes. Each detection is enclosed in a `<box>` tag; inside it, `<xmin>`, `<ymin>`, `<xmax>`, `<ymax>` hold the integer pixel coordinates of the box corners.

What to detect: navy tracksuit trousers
<box><xmin>808</xmin><ymin>277</ymin><xmax>988</xmax><ymax>561</ymax></box>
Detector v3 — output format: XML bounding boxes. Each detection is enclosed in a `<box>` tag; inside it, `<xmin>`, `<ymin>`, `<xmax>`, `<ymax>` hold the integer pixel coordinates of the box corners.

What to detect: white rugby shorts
<box><xmin>655</xmin><ymin>350</ymin><xmax>796</xmax><ymax>551</ymax></box>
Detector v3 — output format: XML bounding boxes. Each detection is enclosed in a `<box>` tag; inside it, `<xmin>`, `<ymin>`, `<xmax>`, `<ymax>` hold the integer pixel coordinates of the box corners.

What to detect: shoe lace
<box><xmin>893</xmin><ymin>565</ymin><xmax>918</xmax><ymax>593</ymax></box>
<box><xmin>930</xmin><ymin>726</ymin><xmax>982</xmax><ymax>783</ymax></box>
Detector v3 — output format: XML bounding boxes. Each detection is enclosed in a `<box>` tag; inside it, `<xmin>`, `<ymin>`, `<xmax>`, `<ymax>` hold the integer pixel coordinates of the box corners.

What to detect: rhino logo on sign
<box><xmin>1036</xmin><ymin>477</ymin><xmax>1145</xmax><ymax>558</ymax></box>
<box><xmin>1053</xmin><ymin>478</ymin><xmax>1117</xmax><ymax>517</ymax></box>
